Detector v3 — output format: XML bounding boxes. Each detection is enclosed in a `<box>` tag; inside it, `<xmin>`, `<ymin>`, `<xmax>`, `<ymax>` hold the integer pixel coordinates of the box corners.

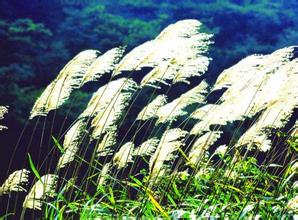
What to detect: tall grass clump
<box><xmin>0</xmin><ymin>19</ymin><xmax>297</xmax><ymax>219</ymax></box>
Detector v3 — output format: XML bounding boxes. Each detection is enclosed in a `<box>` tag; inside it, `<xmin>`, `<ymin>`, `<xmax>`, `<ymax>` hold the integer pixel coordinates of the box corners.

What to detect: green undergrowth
<box><xmin>42</xmin><ymin>132</ymin><xmax>297</xmax><ymax>219</ymax></box>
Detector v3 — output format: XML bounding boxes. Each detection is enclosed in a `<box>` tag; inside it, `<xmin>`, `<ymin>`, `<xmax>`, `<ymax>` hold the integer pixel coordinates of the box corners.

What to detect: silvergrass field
<box><xmin>0</xmin><ymin>2</ymin><xmax>298</xmax><ymax>220</ymax></box>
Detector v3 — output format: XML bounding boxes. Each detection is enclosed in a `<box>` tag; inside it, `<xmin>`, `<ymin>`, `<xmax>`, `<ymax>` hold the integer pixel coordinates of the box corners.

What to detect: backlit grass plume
<box><xmin>23</xmin><ymin>174</ymin><xmax>58</xmax><ymax>210</ymax></box>
<box><xmin>156</xmin><ymin>80</ymin><xmax>209</xmax><ymax>123</ymax></box>
<box><xmin>0</xmin><ymin>169</ymin><xmax>30</xmax><ymax>196</ymax></box>
<box><xmin>149</xmin><ymin>128</ymin><xmax>188</xmax><ymax>180</ymax></box>
<box><xmin>0</xmin><ymin>106</ymin><xmax>8</xmax><ymax>131</ymax></box>
<box><xmin>80</xmin><ymin>77</ymin><xmax>138</xmax><ymax>139</ymax></box>
<box><xmin>1</xmin><ymin>20</ymin><xmax>297</xmax><ymax>219</ymax></box>
<box><xmin>114</xmin><ymin>19</ymin><xmax>212</xmax><ymax>88</ymax></box>
<box><xmin>30</xmin><ymin>47</ymin><xmax>125</xmax><ymax>119</ymax></box>
<box><xmin>191</xmin><ymin>47</ymin><xmax>298</xmax><ymax>141</ymax></box>
<box><xmin>57</xmin><ymin>118</ymin><xmax>87</xmax><ymax>169</ymax></box>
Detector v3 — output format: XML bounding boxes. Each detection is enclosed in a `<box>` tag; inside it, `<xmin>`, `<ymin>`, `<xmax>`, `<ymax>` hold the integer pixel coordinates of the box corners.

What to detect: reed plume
<box><xmin>0</xmin><ymin>106</ymin><xmax>8</xmax><ymax>131</ymax></box>
<box><xmin>0</xmin><ymin>169</ymin><xmax>30</xmax><ymax>196</ymax></box>
<box><xmin>23</xmin><ymin>174</ymin><xmax>58</xmax><ymax>210</ymax></box>
<box><xmin>2</xmin><ymin>20</ymin><xmax>297</xmax><ymax>218</ymax></box>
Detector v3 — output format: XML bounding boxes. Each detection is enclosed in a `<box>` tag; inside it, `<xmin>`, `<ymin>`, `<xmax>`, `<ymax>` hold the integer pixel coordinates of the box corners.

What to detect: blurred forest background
<box><xmin>0</xmin><ymin>0</ymin><xmax>297</xmax><ymax>146</ymax></box>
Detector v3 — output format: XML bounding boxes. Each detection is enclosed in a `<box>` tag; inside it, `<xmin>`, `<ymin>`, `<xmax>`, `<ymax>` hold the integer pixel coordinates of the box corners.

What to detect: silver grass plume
<box><xmin>137</xmin><ymin>95</ymin><xmax>167</xmax><ymax>121</ymax></box>
<box><xmin>191</xmin><ymin>47</ymin><xmax>297</xmax><ymax>135</ymax></box>
<box><xmin>97</xmin><ymin>162</ymin><xmax>112</xmax><ymax>186</ymax></box>
<box><xmin>57</xmin><ymin>118</ymin><xmax>87</xmax><ymax>169</ymax></box>
<box><xmin>23</xmin><ymin>174</ymin><xmax>58</xmax><ymax>210</ymax></box>
<box><xmin>96</xmin><ymin>131</ymin><xmax>117</xmax><ymax>157</ymax></box>
<box><xmin>0</xmin><ymin>169</ymin><xmax>30</xmax><ymax>196</ymax></box>
<box><xmin>188</xmin><ymin>131</ymin><xmax>222</xmax><ymax>166</ymax></box>
<box><xmin>113</xmin><ymin>142</ymin><xmax>134</xmax><ymax>168</ymax></box>
<box><xmin>235</xmin><ymin>58</ymin><xmax>298</xmax><ymax>151</ymax></box>
<box><xmin>212</xmin><ymin>47</ymin><xmax>295</xmax><ymax>101</ymax></box>
<box><xmin>287</xmin><ymin>195</ymin><xmax>298</xmax><ymax>213</ymax></box>
<box><xmin>149</xmin><ymin>128</ymin><xmax>188</xmax><ymax>180</ymax></box>
<box><xmin>30</xmin><ymin>50</ymin><xmax>100</xmax><ymax>118</ymax></box>
<box><xmin>30</xmin><ymin>48</ymin><xmax>124</xmax><ymax>119</ymax></box>
<box><xmin>156</xmin><ymin>80</ymin><xmax>209</xmax><ymax>123</ymax></box>
<box><xmin>133</xmin><ymin>138</ymin><xmax>160</xmax><ymax>157</ymax></box>
<box><xmin>81</xmin><ymin>47</ymin><xmax>125</xmax><ymax>84</ymax></box>
<box><xmin>80</xmin><ymin>78</ymin><xmax>138</xmax><ymax>139</ymax></box>
<box><xmin>114</xmin><ymin>20</ymin><xmax>212</xmax><ymax>88</ymax></box>
<box><xmin>0</xmin><ymin>106</ymin><xmax>8</xmax><ymax>131</ymax></box>
<box><xmin>190</xmin><ymin>92</ymin><xmax>255</xmax><ymax>135</ymax></box>
<box><xmin>56</xmin><ymin>78</ymin><xmax>137</xmax><ymax>167</ymax></box>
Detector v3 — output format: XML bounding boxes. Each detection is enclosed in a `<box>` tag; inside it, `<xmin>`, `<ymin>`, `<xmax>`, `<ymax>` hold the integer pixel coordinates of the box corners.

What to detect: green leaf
<box><xmin>166</xmin><ymin>192</ymin><xmax>177</xmax><ymax>207</ymax></box>
<box><xmin>172</xmin><ymin>182</ymin><xmax>181</xmax><ymax>197</ymax></box>
<box><xmin>108</xmin><ymin>187</ymin><xmax>115</xmax><ymax>205</ymax></box>
<box><xmin>130</xmin><ymin>175</ymin><xmax>143</xmax><ymax>186</ymax></box>
<box><xmin>52</xmin><ymin>136</ymin><xmax>64</xmax><ymax>153</ymax></box>
<box><xmin>27</xmin><ymin>153</ymin><xmax>42</xmax><ymax>182</ymax></box>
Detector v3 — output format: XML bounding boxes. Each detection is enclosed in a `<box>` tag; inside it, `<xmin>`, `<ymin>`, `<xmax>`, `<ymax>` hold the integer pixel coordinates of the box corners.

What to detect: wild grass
<box><xmin>0</xmin><ymin>19</ymin><xmax>297</xmax><ymax>219</ymax></box>
<box><xmin>43</xmin><ymin>133</ymin><xmax>297</xmax><ymax>219</ymax></box>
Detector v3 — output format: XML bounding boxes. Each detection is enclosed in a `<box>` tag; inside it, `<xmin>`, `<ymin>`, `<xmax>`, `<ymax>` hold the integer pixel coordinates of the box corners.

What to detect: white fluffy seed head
<box><xmin>157</xmin><ymin>80</ymin><xmax>209</xmax><ymax>123</ymax></box>
<box><xmin>0</xmin><ymin>106</ymin><xmax>8</xmax><ymax>131</ymax></box>
<box><xmin>30</xmin><ymin>50</ymin><xmax>100</xmax><ymax>119</ymax></box>
<box><xmin>137</xmin><ymin>95</ymin><xmax>167</xmax><ymax>121</ymax></box>
<box><xmin>133</xmin><ymin>138</ymin><xmax>160</xmax><ymax>157</ymax></box>
<box><xmin>0</xmin><ymin>169</ymin><xmax>30</xmax><ymax>196</ymax></box>
<box><xmin>113</xmin><ymin>142</ymin><xmax>135</xmax><ymax>168</ymax></box>
<box><xmin>96</xmin><ymin>131</ymin><xmax>117</xmax><ymax>157</ymax></box>
<box><xmin>114</xmin><ymin>20</ymin><xmax>212</xmax><ymax>88</ymax></box>
<box><xmin>82</xmin><ymin>47</ymin><xmax>125</xmax><ymax>84</ymax></box>
<box><xmin>191</xmin><ymin>47</ymin><xmax>298</xmax><ymax>150</ymax></box>
<box><xmin>57</xmin><ymin>119</ymin><xmax>87</xmax><ymax>169</ymax></box>
<box><xmin>78</xmin><ymin>78</ymin><xmax>138</xmax><ymax>140</ymax></box>
<box><xmin>149</xmin><ymin>128</ymin><xmax>188</xmax><ymax>180</ymax></box>
<box><xmin>188</xmin><ymin>131</ymin><xmax>222</xmax><ymax>166</ymax></box>
<box><xmin>23</xmin><ymin>174</ymin><xmax>58</xmax><ymax>210</ymax></box>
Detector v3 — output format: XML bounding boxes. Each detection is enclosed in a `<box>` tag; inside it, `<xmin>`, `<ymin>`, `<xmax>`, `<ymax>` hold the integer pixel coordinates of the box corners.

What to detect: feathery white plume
<box><xmin>81</xmin><ymin>78</ymin><xmax>138</xmax><ymax>118</ymax></box>
<box><xmin>213</xmin><ymin>47</ymin><xmax>295</xmax><ymax>99</ymax></box>
<box><xmin>190</xmin><ymin>93</ymin><xmax>254</xmax><ymax>135</ymax></box>
<box><xmin>214</xmin><ymin>144</ymin><xmax>228</xmax><ymax>157</ymax></box>
<box><xmin>174</xmin><ymin>56</ymin><xmax>210</xmax><ymax>84</ymax></box>
<box><xmin>156</xmin><ymin>80</ymin><xmax>209</xmax><ymax>123</ymax></box>
<box><xmin>0</xmin><ymin>106</ymin><xmax>8</xmax><ymax>131</ymax></box>
<box><xmin>23</xmin><ymin>174</ymin><xmax>58</xmax><ymax>210</ymax></box>
<box><xmin>188</xmin><ymin>131</ymin><xmax>222</xmax><ymax>166</ymax></box>
<box><xmin>82</xmin><ymin>78</ymin><xmax>138</xmax><ymax>139</ymax></box>
<box><xmin>57</xmin><ymin>119</ymin><xmax>87</xmax><ymax>169</ymax></box>
<box><xmin>82</xmin><ymin>47</ymin><xmax>125</xmax><ymax>84</ymax></box>
<box><xmin>287</xmin><ymin>195</ymin><xmax>298</xmax><ymax>213</ymax></box>
<box><xmin>96</xmin><ymin>131</ymin><xmax>117</xmax><ymax>157</ymax></box>
<box><xmin>0</xmin><ymin>169</ymin><xmax>30</xmax><ymax>196</ymax></box>
<box><xmin>235</xmin><ymin>58</ymin><xmax>298</xmax><ymax>151</ymax></box>
<box><xmin>191</xmin><ymin>104</ymin><xmax>214</xmax><ymax>120</ymax></box>
<box><xmin>149</xmin><ymin>128</ymin><xmax>188</xmax><ymax>180</ymax></box>
<box><xmin>191</xmin><ymin>46</ymin><xmax>297</xmax><ymax>135</ymax></box>
<box><xmin>97</xmin><ymin>162</ymin><xmax>112</xmax><ymax>186</ymax></box>
<box><xmin>133</xmin><ymin>138</ymin><xmax>160</xmax><ymax>157</ymax></box>
<box><xmin>114</xmin><ymin>20</ymin><xmax>212</xmax><ymax>88</ymax></box>
<box><xmin>30</xmin><ymin>50</ymin><xmax>100</xmax><ymax>119</ymax></box>
<box><xmin>113</xmin><ymin>142</ymin><xmax>134</xmax><ymax>168</ymax></box>
<box><xmin>137</xmin><ymin>95</ymin><xmax>167</xmax><ymax>121</ymax></box>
